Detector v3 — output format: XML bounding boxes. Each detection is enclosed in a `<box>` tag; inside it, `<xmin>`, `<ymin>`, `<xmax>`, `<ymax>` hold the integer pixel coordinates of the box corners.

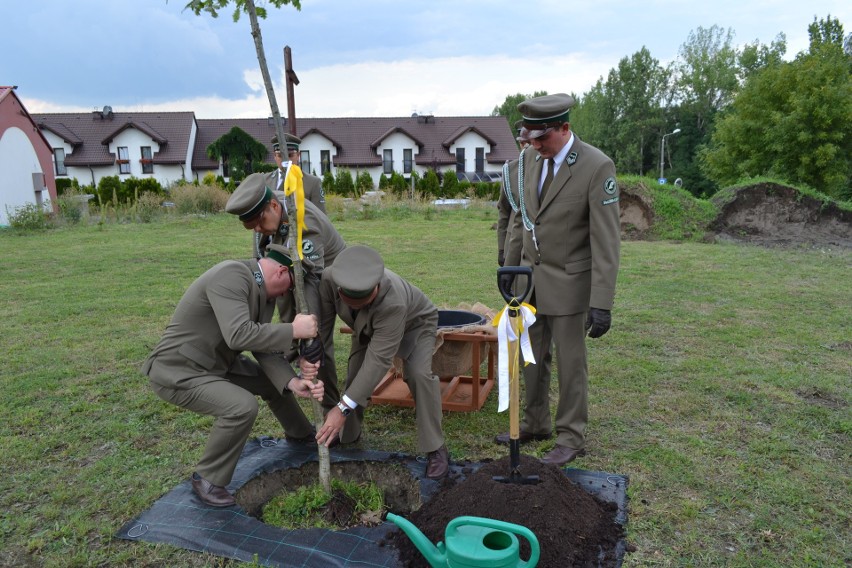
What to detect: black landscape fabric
<box><xmin>116</xmin><ymin>438</ymin><xmax>628</xmax><ymax>567</ymax></box>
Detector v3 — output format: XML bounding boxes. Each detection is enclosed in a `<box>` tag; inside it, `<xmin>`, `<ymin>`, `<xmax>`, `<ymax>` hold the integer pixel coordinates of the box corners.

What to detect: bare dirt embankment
<box><xmin>709</xmin><ymin>183</ymin><xmax>851</xmax><ymax>248</ymax></box>
<box><xmin>618</xmin><ymin>181</ymin><xmax>851</xmax><ymax>248</ymax></box>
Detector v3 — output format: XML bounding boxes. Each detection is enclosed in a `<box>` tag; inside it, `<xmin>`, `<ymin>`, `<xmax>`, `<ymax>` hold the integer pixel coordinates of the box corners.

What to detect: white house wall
<box><xmin>299</xmin><ymin>133</ymin><xmax>336</xmax><ymax>178</ymax></box>
<box><xmin>0</xmin><ymin>126</ymin><xmax>47</xmax><ymax>225</ymax></box>
<box><xmin>448</xmin><ymin>131</ymin><xmax>493</xmax><ymax>173</ymax></box>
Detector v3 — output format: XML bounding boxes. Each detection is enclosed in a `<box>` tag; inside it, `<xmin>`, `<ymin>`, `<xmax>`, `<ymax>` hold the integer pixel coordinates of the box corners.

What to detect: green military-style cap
<box><xmin>264</xmin><ymin>243</ymin><xmax>293</xmax><ymax>267</ymax></box>
<box><xmin>225</xmin><ymin>173</ymin><xmax>274</xmax><ymax>222</ymax></box>
<box><xmin>271</xmin><ymin>133</ymin><xmax>302</xmax><ymax>152</ymax></box>
<box><xmin>332</xmin><ymin>245</ymin><xmax>384</xmax><ymax>299</ymax></box>
<box><xmin>518</xmin><ymin>93</ymin><xmax>576</xmax><ymax>129</ymax></box>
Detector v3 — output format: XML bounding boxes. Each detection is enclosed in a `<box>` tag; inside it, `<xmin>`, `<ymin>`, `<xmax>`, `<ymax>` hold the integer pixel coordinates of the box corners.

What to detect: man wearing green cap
<box><xmin>142</xmin><ymin>244</ymin><xmax>324</xmax><ymax>507</ymax></box>
<box><xmin>226</xmin><ymin>172</ymin><xmax>346</xmax><ymax>411</ymax></box>
<box><xmin>315</xmin><ymin>245</ymin><xmax>449</xmax><ymax>479</ymax></box>
<box><xmin>497</xmin><ymin>92</ymin><xmax>621</xmax><ymax>466</ymax></box>
<box><xmin>273</xmin><ymin>133</ymin><xmax>325</xmax><ymax>214</ymax></box>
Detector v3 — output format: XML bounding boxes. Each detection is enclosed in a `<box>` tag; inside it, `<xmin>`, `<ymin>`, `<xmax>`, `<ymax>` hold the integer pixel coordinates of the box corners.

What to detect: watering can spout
<box><xmin>385</xmin><ymin>512</ymin><xmax>448</xmax><ymax>568</ymax></box>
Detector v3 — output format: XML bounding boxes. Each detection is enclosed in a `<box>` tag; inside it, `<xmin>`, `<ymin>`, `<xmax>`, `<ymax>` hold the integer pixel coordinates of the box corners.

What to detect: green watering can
<box><xmin>385</xmin><ymin>512</ymin><xmax>540</xmax><ymax>568</ymax></box>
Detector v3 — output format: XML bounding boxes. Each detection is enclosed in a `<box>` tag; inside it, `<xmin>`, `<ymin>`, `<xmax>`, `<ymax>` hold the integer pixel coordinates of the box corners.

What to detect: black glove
<box><xmin>585</xmin><ymin>308</ymin><xmax>612</xmax><ymax>338</ymax></box>
<box><xmin>497</xmin><ymin>250</ymin><xmax>505</xmax><ymax>267</ymax></box>
<box><xmin>299</xmin><ymin>338</ymin><xmax>324</xmax><ymax>364</ymax></box>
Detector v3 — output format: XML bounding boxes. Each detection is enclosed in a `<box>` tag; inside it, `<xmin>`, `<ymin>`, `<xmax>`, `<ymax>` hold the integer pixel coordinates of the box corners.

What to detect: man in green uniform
<box><xmin>273</xmin><ymin>133</ymin><xmax>326</xmax><ymax>214</ymax></box>
<box><xmin>497</xmin><ymin>93</ymin><xmax>621</xmax><ymax>466</ymax></box>
<box><xmin>142</xmin><ymin>245</ymin><xmax>324</xmax><ymax>507</ymax></box>
<box><xmin>315</xmin><ymin>245</ymin><xmax>449</xmax><ymax>479</ymax></box>
<box><xmin>497</xmin><ymin>122</ymin><xmax>530</xmax><ymax>266</ymax></box>
<box><xmin>226</xmin><ymin>172</ymin><xmax>345</xmax><ymax>412</ymax></box>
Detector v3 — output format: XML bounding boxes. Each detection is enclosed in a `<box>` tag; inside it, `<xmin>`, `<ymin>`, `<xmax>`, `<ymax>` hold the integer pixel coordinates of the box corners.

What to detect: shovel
<box><xmin>493</xmin><ymin>266</ymin><xmax>540</xmax><ymax>485</ymax></box>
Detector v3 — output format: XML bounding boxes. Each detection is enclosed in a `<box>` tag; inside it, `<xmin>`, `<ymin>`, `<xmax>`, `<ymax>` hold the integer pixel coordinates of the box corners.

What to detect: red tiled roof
<box><xmin>31</xmin><ymin>111</ymin><xmax>517</xmax><ymax>173</ymax></box>
<box><xmin>32</xmin><ymin>111</ymin><xmax>196</xmax><ymax>166</ymax></box>
<box><xmin>195</xmin><ymin>115</ymin><xmax>517</xmax><ymax>171</ymax></box>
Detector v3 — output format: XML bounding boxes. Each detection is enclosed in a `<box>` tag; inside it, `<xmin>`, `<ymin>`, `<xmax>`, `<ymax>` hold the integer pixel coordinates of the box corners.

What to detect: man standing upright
<box><xmin>496</xmin><ymin>122</ymin><xmax>530</xmax><ymax>267</ymax></box>
<box><xmin>497</xmin><ymin>93</ymin><xmax>621</xmax><ymax>466</ymax></box>
<box><xmin>273</xmin><ymin>133</ymin><xmax>326</xmax><ymax>214</ymax></box>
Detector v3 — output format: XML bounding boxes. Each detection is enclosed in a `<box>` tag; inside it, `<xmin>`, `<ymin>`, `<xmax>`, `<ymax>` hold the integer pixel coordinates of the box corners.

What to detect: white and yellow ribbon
<box><xmin>491</xmin><ymin>303</ymin><xmax>537</xmax><ymax>412</ymax></box>
<box><xmin>282</xmin><ymin>162</ymin><xmax>307</xmax><ymax>259</ymax></box>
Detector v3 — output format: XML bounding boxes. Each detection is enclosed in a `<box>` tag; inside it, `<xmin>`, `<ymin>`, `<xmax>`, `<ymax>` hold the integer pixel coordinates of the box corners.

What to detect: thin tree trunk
<box><xmin>244</xmin><ymin>0</ymin><xmax>331</xmax><ymax>493</ymax></box>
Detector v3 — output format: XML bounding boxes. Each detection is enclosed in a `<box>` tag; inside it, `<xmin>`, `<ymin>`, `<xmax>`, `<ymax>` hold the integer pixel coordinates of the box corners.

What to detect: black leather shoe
<box><xmin>425</xmin><ymin>445</ymin><xmax>449</xmax><ymax>479</ymax></box>
<box><xmin>285</xmin><ymin>430</ymin><xmax>318</xmax><ymax>444</ymax></box>
<box><xmin>191</xmin><ymin>472</ymin><xmax>236</xmax><ymax>507</ymax></box>
<box><xmin>540</xmin><ymin>444</ymin><xmax>587</xmax><ymax>466</ymax></box>
<box><xmin>494</xmin><ymin>431</ymin><xmax>553</xmax><ymax>445</ymax></box>
<box><xmin>327</xmin><ymin>433</ymin><xmax>361</xmax><ymax>449</ymax></box>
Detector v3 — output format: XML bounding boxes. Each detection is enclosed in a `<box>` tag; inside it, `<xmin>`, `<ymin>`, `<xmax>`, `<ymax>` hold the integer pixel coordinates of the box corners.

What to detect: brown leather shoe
<box><xmin>425</xmin><ymin>445</ymin><xmax>449</xmax><ymax>479</ymax></box>
<box><xmin>540</xmin><ymin>444</ymin><xmax>587</xmax><ymax>466</ymax></box>
<box><xmin>494</xmin><ymin>430</ymin><xmax>553</xmax><ymax>445</ymax></box>
<box><xmin>191</xmin><ymin>472</ymin><xmax>236</xmax><ymax>507</ymax></box>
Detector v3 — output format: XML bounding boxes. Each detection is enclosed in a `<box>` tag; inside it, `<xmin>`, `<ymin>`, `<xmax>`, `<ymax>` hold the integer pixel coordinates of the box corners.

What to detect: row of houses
<box><xmin>1</xmin><ymin>86</ymin><xmax>519</xmax><ymax>224</ymax></box>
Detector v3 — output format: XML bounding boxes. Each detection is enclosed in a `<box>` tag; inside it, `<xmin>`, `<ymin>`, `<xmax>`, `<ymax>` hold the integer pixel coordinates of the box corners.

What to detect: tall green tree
<box><xmin>700</xmin><ymin>16</ymin><xmax>851</xmax><ymax>199</ymax></box>
<box><xmin>673</xmin><ymin>25</ymin><xmax>739</xmax><ymax>133</ymax></box>
<box><xmin>491</xmin><ymin>91</ymin><xmax>548</xmax><ymax>134</ymax></box>
<box><xmin>665</xmin><ymin>25</ymin><xmax>740</xmax><ymax>195</ymax></box>
<box><xmin>206</xmin><ymin>126</ymin><xmax>267</xmax><ymax>181</ymax></box>
<box><xmin>572</xmin><ymin>48</ymin><xmax>669</xmax><ymax>176</ymax></box>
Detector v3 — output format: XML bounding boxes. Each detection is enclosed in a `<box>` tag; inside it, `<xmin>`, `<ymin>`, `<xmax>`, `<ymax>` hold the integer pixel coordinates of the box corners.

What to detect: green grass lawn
<box><xmin>1</xmin><ymin>205</ymin><xmax>849</xmax><ymax>567</ymax></box>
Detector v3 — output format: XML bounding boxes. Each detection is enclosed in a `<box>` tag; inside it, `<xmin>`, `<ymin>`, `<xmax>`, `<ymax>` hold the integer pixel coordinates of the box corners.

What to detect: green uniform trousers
<box><xmin>520</xmin><ymin>311</ymin><xmax>588</xmax><ymax>449</ymax></box>
<box><xmin>149</xmin><ymin>358</ymin><xmax>313</xmax><ymax>487</ymax></box>
<box><xmin>340</xmin><ymin>325</ymin><xmax>445</xmax><ymax>454</ymax></box>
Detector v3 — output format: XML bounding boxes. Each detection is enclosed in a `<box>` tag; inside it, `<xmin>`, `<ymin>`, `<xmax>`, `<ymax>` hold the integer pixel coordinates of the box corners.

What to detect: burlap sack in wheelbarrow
<box><xmin>392</xmin><ymin>302</ymin><xmax>497</xmax><ymax>378</ymax></box>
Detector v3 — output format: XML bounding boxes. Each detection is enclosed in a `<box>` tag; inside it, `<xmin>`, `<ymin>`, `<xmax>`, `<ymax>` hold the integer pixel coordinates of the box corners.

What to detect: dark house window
<box><xmin>403</xmin><ymin>149</ymin><xmax>413</xmax><ymax>174</ymax></box>
<box><xmin>140</xmin><ymin>146</ymin><xmax>153</xmax><ymax>174</ymax></box>
<box><xmin>117</xmin><ymin>147</ymin><xmax>130</xmax><ymax>174</ymax></box>
<box><xmin>54</xmin><ymin>148</ymin><xmax>67</xmax><ymax>176</ymax></box>
<box><xmin>222</xmin><ymin>155</ymin><xmax>230</xmax><ymax>177</ymax></box>
<box><xmin>455</xmin><ymin>148</ymin><xmax>465</xmax><ymax>173</ymax></box>
<box><xmin>475</xmin><ymin>147</ymin><xmax>485</xmax><ymax>174</ymax></box>
<box><xmin>299</xmin><ymin>150</ymin><xmax>311</xmax><ymax>173</ymax></box>
<box><xmin>320</xmin><ymin>150</ymin><xmax>331</xmax><ymax>175</ymax></box>
<box><xmin>383</xmin><ymin>149</ymin><xmax>393</xmax><ymax>174</ymax></box>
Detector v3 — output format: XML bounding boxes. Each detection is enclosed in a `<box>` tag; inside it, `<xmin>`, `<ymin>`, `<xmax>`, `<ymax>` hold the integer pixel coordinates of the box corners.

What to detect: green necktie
<box><xmin>540</xmin><ymin>158</ymin><xmax>555</xmax><ymax>200</ymax></box>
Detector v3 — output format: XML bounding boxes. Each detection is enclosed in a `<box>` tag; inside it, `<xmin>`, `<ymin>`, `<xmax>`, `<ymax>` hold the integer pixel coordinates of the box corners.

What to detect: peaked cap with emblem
<box><xmin>225</xmin><ymin>173</ymin><xmax>274</xmax><ymax>222</ymax></box>
<box><xmin>264</xmin><ymin>243</ymin><xmax>293</xmax><ymax>267</ymax></box>
<box><xmin>271</xmin><ymin>132</ymin><xmax>302</xmax><ymax>152</ymax></box>
<box><xmin>518</xmin><ymin>93</ymin><xmax>576</xmax><ymax>129</ymax></box>
<box><xmin>331</xmin><ymin>245</ymin><xmax>384</xmax><ymax>299</ymax></box>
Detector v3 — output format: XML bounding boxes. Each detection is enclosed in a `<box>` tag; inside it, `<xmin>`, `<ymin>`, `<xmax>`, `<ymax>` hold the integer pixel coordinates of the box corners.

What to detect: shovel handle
<box><xmin>497</xmin><ymin>266</ymin><xmax>533</xmax><ymax>306</ymax></box>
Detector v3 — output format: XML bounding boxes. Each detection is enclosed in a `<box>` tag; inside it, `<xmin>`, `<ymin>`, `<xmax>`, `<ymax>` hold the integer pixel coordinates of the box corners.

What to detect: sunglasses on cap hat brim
<box><xmin>524</xmin><ymin>125</ymin><xmax>562</xmax><ymax>140</ymax></box>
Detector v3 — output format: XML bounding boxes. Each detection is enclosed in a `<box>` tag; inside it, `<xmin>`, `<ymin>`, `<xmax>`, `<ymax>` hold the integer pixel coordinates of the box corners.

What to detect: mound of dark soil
<box><xmin>384</xmin><ymin>455</ymin><xmax>625</xmax><ymax>568</ymax></box>
<box><xmin>711</xmin><ymin>183</ymin><xmax>852</xmax><ymax>248</ymax></box>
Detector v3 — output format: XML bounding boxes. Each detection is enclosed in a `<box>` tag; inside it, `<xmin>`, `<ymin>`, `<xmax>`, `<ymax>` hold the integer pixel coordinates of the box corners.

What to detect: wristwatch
<box><xmin>337</xmin><ymin>401</ymin><xmax>352</xmax><ymax>417</ymax></box>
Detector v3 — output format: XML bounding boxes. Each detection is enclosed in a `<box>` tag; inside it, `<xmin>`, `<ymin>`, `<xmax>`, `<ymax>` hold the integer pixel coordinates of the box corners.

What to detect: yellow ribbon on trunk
<box><xmin>282</xmin><ymin>163</ymin><xmax>307</xmax><ymax>259</ymax></box>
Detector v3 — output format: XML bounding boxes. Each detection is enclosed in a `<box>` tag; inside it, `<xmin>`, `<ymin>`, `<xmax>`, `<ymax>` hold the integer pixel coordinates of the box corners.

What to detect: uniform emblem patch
<box><xmin>302</xmin><ymin>239</ymin><xmax>319</xmax><ymax>260</ymax></box>
<box><xmin>604</xmin><ymin>177</ymin><xmax>617</xmax><ymax>195</ymax></box>
<box><xmin>567</xmin><ymin>152</ymin><xmax>578</xmax><ymax>165</ymax></box>
<box><xmin>279</xmin><ymin>223</ymin><xmax>290</xmax><ymax>238</ymax></box>
<box><xmin>253</xmin><ymin>271</ymin><xmax>264</xmax><ymax>286</ymax></box>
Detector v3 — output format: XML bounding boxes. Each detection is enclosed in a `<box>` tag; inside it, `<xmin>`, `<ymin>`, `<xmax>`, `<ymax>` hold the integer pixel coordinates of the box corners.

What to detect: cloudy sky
<box><xmin>4</xmin><ymin>1</ymin><xmax>848</xmax><ymax>118</ymax></box>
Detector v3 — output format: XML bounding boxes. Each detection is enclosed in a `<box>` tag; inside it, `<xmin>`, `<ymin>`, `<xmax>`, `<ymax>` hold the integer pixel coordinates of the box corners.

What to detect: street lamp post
<box><xmin>659</xmin><ymin>128</ymin><xmax>682</xmax><ymax>183</ymax></box>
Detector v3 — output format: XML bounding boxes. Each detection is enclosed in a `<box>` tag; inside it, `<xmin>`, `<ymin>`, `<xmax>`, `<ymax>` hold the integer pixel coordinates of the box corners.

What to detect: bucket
<box><xmin>432</xmin><ymin>309</ymin><xmax>490</xmax><ymax>378</ymax></box>
<box><xmin>438</xmin><ymin>309</ymin><xmax>487</xmax><ymax>330</ymax></box>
